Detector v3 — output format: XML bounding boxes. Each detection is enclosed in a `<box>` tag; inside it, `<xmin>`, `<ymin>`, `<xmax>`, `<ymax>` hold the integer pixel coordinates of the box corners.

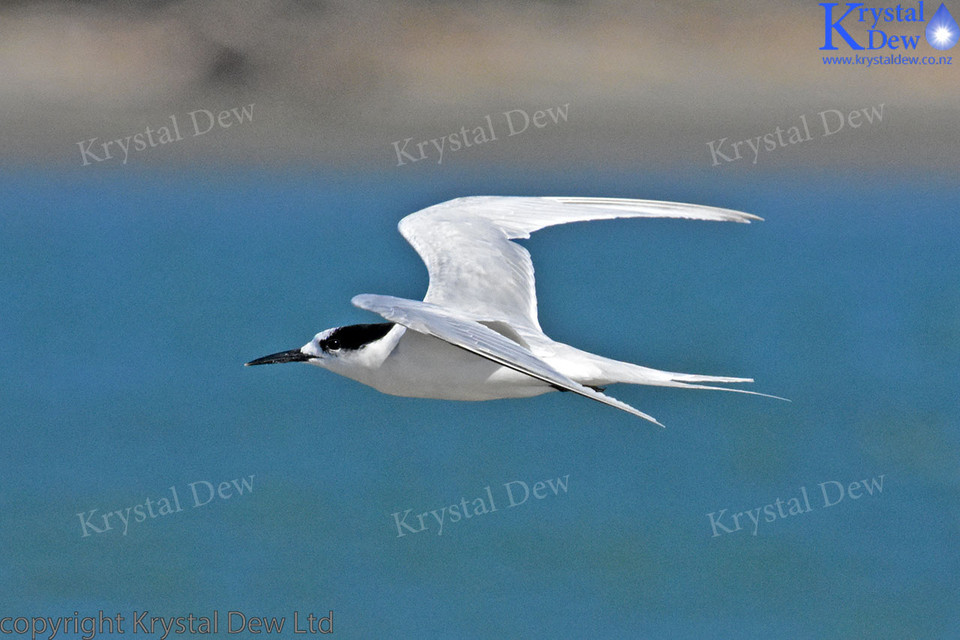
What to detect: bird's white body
<box><xmin>319</xmin><ymin>325</ymin><xmax>552</xmax><ymax>401</ymax></box>
<box><xmin>248</xmin><ymin>196</ymin><xmax>783</xmax><ymax>426</ymax></box>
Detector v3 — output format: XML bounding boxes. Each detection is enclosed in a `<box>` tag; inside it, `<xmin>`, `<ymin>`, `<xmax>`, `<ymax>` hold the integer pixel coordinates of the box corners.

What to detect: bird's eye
<box><xmin>324</xmin><ymin>338</ymin><xmax>341</xmax><ymax>351</ymax></box>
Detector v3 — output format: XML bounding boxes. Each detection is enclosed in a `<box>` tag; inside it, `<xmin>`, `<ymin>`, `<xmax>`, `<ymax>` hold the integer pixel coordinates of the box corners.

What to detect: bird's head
<box><xmin>245</xmin><ymin>323</ymin><xmax>396</xmax><ymax>372</ymax></box>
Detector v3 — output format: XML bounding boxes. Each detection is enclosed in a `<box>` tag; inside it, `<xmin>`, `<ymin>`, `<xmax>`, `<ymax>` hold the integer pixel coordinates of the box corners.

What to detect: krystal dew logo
<box><xmin>819</xmin><ymin>2</ymin><xmax>959</xmax><ymax>51</ymax></box>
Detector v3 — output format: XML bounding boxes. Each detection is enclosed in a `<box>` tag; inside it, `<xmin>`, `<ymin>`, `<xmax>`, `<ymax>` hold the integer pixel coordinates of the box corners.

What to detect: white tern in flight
<box><xmin>246</xmin><ymin>196</ymin><xmax>783</xmax><ymax>426</ymax></box>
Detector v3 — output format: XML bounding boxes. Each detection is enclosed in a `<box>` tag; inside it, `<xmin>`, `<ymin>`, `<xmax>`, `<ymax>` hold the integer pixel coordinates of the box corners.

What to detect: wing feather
<box><xmin>352</xmin><ymin>293</ymin><xmax>665</xmax><ymax>426</ymax></box>
<box><xmin>398</xmin><ymin>196</ymin><xmax>759</xmax><ymax>331</ymax></box>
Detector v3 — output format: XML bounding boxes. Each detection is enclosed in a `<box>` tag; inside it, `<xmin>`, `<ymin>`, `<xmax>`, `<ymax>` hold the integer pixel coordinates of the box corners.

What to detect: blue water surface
<box><xmin>1</xmin><ymin>167</ymin><xmax>957</xmax><ymax>638</ymax></box>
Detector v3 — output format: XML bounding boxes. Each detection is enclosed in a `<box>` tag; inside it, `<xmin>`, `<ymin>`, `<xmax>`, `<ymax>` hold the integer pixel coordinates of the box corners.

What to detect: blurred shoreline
<box><xmin>1</xmin><ymin>1</ymin><xmax>957</xmax><ymax>170</ymax></box>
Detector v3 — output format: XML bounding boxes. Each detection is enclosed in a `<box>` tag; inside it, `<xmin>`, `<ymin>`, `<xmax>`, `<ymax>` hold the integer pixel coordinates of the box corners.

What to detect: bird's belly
<box><xmin>358</xmin><ymin>330</ymin><xmax>553</xmax><ymax>401</ymax></box>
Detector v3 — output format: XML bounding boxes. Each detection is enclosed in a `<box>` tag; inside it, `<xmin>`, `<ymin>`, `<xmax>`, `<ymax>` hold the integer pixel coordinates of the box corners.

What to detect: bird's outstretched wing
<box><xmin>352</xmin><ymin>293</ymin><xmax>665</xmax><ymax>426</ymax></box>
<box><xmin>398</xmin><ymin>196</ymin><xmax>761</xmax><ymax>332</ymax></box>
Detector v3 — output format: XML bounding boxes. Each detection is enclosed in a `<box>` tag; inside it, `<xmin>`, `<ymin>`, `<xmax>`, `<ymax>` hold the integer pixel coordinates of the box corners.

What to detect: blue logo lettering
<box><xmin>820</xmin><ymin>3</ymin><xmax>866</xmax><ymax>49</ymax></box>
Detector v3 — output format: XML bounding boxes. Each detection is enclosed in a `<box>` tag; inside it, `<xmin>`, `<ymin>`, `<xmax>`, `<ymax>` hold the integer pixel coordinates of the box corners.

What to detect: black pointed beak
<box><xmin>245</xmin><ymin>349</ymin><xmax>312</xmax><ymax>366</ymax></box>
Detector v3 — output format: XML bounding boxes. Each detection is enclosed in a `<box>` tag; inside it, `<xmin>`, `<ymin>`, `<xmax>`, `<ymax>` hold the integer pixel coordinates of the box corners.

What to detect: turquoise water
<box><xmin>1</xmin><ymin>168</ymin><xmax>957</xmax><ymax>638</ymax></box>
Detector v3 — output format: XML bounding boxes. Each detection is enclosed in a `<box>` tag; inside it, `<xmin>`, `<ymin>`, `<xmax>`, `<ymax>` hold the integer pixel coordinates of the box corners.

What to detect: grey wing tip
<box><xmin>645</xmin><ymin>415</ymin><xmax>666</xmax><ymax>428</ymax></box>
<box><xmin>620</xmin><ymin>402</ymin><xmax>666</xmax><ymax>427</ymax></box>
<box><xmin>351</xmin><ymin>293</ymin><xmax>377</xmax><ymax>309</ymax></box>
<box><xmin>725</xmin><ymin>210</ymin><xmax>763</xmax><ymax>223</ymax></box>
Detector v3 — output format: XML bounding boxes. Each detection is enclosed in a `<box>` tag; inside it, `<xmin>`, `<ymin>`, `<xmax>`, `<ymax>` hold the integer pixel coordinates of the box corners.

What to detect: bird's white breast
<box><xmin>333</xmin><ymin>325</ymin><xmax>554</xmax><ymax>401</ymax></box>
